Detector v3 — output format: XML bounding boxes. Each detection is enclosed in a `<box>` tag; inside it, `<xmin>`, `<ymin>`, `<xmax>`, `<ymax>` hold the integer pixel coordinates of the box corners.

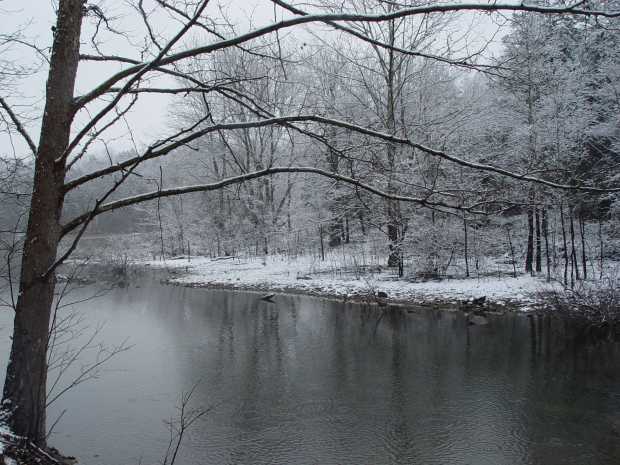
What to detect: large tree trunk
<box><xmin>2</xmin><ymin>0</ymin><xmax>82</xmax><ymax>446</ymax></box>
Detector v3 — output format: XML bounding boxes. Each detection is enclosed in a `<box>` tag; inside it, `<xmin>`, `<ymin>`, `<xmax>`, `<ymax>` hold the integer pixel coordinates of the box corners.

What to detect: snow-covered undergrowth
<box><xmin>144</xmin><ymin>253</ymin><xmax>562</xmax><ymax>309</ymax></box>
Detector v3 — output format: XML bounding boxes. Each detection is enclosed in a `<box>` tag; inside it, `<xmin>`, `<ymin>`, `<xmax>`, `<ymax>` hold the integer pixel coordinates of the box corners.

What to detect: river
<box><xmin>1</xmin><ymin>283</ymin><xmax>619</xmax><ymax>464</ymax></box>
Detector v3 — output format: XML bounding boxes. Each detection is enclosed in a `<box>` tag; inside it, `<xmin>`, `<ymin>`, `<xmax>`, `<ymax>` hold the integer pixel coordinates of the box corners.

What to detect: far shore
<box><xmin>63</xmin><ymin>254</ymin><xmax>565</xmax><ymax>313</ymax></box>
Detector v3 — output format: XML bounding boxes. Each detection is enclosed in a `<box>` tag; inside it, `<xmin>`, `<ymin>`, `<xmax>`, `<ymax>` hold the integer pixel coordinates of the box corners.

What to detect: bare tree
<box><xmin>0</xmin><ymin>0</ymin><xmax>618</xmax><ymax>449</ymax></box>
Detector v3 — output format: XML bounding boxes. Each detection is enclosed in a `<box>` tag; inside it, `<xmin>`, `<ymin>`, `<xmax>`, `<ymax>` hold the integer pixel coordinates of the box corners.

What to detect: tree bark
<box><xmin>525</xmin><ymin>209</ymin><xmax>534</xmax><ymax>274</ymax></box>
<box><xmin>569</xmin><ymin>208</ymin><xmax>580</xmax><ymax>283</ymax></box>
<box><xmin>328</xmin><ymin>217</ymin><xmax>343</xmax><ymax>247</ymax></box>
<box><xmin>2</xmin><ymin>0</ymin><xmax>83</xmax><ymax>446</ymax></box>
<box><xmin>599</xmin><ymin>219</ymin><xmax>603</xmax><ymax>280</ymax></box>
<box><xmin>387</xmin><ymin>201</ymin><xmax>400</xmax><ymax>268</ymax></box>
<box><xmin>463</xmin><ymin>214</ymin><xmax>470</xmax><ymax>278</ymax></box>
<box><xmin>384</xmin><ymin>18</ymin><xmax>402</xmax><ymax>270</ymax></box>
<box><xmin>542</xmin><ymin>208</ymin><xmax>551</xmax><ymax>282</ymax></box>
<box><xmin>560</xmin><ymin>203</ymin><xmax>568</xmax><ymax>286</ymax></box>
<box><xmin>506</xmin><ymin>227</ymin><xmax>517</xmax><ymax>278</ymax></box>
<box><xmin>579</xmin><ymin>215</ymin><xmax>587</xmax><ymax>280</ymax></box>
<box><xmin>535</xmin><ymin>208</ymin><xmax>542</xmax><ymax>272</ymax></box>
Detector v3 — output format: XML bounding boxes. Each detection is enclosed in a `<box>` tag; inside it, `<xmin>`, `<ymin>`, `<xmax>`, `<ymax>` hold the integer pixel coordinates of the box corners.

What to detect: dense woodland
<box><xmin>0</xmin><ymin>0</ymin><xmax>619</xmax><ymax>456</ymax></box>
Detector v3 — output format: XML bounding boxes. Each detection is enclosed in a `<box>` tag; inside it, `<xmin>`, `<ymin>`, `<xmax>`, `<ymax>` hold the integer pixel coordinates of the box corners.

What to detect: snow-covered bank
<box><xmin>144</xmin><ymin>254</ymin><xmax>560</xmax><ymax>310</ymax></box>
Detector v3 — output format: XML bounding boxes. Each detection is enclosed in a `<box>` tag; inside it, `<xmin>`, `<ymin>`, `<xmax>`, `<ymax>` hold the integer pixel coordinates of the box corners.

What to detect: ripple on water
<box><xmin>16</xmin><ymin>286</ymin><xmax>620</xmax><ymax>465</ymax></box>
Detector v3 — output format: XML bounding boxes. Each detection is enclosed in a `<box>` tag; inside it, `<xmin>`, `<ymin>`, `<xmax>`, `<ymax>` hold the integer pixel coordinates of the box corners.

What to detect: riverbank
<box><xmin>0</xmin><ymin>424</ymin><xmax>77</xmax><ymax>465</ymax></box>
<box><xmin>130</xmin><ymin>254</ymin><xmax>560</xmax><ymax>312</ymax></box>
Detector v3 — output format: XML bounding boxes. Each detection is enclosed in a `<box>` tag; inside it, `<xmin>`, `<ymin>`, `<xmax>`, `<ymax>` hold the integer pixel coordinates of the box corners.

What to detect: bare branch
<box><xmin>60</xmin><ymin>0</ymin><xmax>212</xmax><ymax>163</ymax></box>
<box><xmin>74</xmin><ymin>2</ymin><xmax>620</xmax><ymax>110</ymax></box>
<box><xmin>0</xmin><ymin>96</ymin><xmax>37</xmax><ymax>155</ymax></box>
<box><xmin>66</xmin><ymin>93</ymin><xmax>139</xmax><ymax>171</ymax></box>
<box><xmin>62</xmin><ymin>165</ymin><xmax>488</xmax><ymax>236</ymax></box>
<box><xmin>64</xmin><ymin>115</ymin><xmax>620</xmax><ymax>194</ymax></box>
<box><xmin>269</xmin><ymin>0</ymin><xmax>506</xmax><ymax>76</ymax></box>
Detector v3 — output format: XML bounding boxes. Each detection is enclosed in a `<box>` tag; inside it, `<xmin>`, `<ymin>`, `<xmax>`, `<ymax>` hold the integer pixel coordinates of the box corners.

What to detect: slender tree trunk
<box><xmin>387</xmin><ymin>201</ymin><xmax>400</xmax><ymax>268</ymax></box>
<box><xmin>569</xmin><ymin>207</ymin><xmax>579</xmax><ymax>284</ymax></box>
<box><xmin>526</xmin><ymin>209</ymin><xmax>534</xmax><ymax>274</ymax></box>
<box><xmin>463</xmin><ymin>214</ymin><xmax>470</xmax><ymax>278</ymax></box>
<box><xmin>506</xmin><ymin>227</ymin><xmax>517</xmax><ymax>278</ymax></box>
<box><xmin>384</xmin><ymin>19</ymin><xmax>400</xmax><ymax>270</ymax></box>
<box><xmin>2</xmin><ymin>0</ymin><xmax>83</xmax><ymax>446</ymax></box>
<box><xmin>560</xmin><ymin>203</ymin><xmax>568</xmax><ymax>286</ymax></box>
<box><xmin>358</xmin><ymin>209</ymin><xmax>366</xmax><ymax>236</ymax></box>
<box><xmin>542</xmin><ymin>208</ymin><xmax>551</xmax><ymax>282</ymax></box>
<box><xmin>535</xmin><ymin>208</ymin><xmax>542</xmax><ymax>273</ymax></box>
<box><xmin>579</xmin><ymin>215</ymin><xmax>587</xmax><ymax>280</ymax></box>
<box><xmin>552</xmin><ymin>212</ymin><xmax>557</xmax><ymax>270</ymax></box>
<box><xmin>157</xmin><ymin>167</ymin><xmax>165</xmax><ymax>260</ymax></box>
<box><xmin>599</xmin><ymin>219</ymin><xmax>603</xmax><ymax>280</ymax></box>
<box><xmin>328</xmin><ymin>217</ymin><xmax>343</xmax><ymax>247</ymax></box>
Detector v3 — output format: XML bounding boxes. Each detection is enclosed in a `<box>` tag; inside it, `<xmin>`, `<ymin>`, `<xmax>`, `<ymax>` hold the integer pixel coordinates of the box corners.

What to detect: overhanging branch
<box><xmin>74</xmin><ymin>2</ymin><xmax>620</xmax><ymax>110</ymax></box>
<box><xmin>61</xmin><ymin>166</ymin><xmax>484</xmax><ymax>236</ymax></box>
<box><xmin>64</xmin><ymin>115</ymin><xmax>620</xmax><ymax>194</ymax></box>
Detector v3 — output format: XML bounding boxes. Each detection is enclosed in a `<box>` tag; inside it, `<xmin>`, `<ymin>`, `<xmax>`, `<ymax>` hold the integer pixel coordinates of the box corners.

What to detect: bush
<box><xmin>540</xmin><ymin>277</ymin><xmax>620</xmax><ymax>343</ymax></box>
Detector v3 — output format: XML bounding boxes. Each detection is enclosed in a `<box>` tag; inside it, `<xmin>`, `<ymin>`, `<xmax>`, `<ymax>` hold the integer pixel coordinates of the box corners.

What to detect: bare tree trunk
<box><xmin>579</xmin><ymin>215</ymin><xmax>587</xmax><ymax>280</ymax></box>
<box><xmin>535</xmin><ymin>208</ymin><xmax>542</xmax><ymax>273</ymax></box>
<box><xmin>386</xmin><ymin>200</ymin><xmax>400</xmax><ymax>268</ymax></box>
<box><xmin>328</xmin><ymin>217</ymin><xmax>343</xmax><ymax>247</ymax></box>
<box><xmin>599</xmin><ymin>219</ymin><xmax>603</xmax><ymax>280</ymax></box>
<box><xmin>542</xmin><ymin>208</ymin><xmax>550</xmax><ymax>282</ymax></box>
<box><xmin>384</xmin><ymin>18</ymin><xmax>401</xmax><ymax>270</ymax></box>
<box><xmin>526</xmin><ymin>209</ymin><xmax>534</xmax><ymax>274</ymax></box>
<box><xmin>506</xmin><ymin>227</ymin><xmax>517</xmax><ymax>278</ymax></box>
<box><xmin>569</xmin><ymin>208</ymin><xmax>580</xmax><ymax>283</ymax></box>
<box><xmin>560</xmin><ymin>203</ymin><xmax>568</xmax><ymax>286</ymax></box>
<box><xmin>157</xmin><ymin>166</ymin><xmax>165</xmax><ymax>260</ymax></box>
<box><xmin>358</xmin><ymin>209</ymin><xmax>366</xmax><ymax>236</ymax></box>
<box><xmin>463</xmin><ymin>214</ymin><xmax>470</xmax><ymax>278</ymax></box>
<box><xmin>2</xmin><ymin>0</ymin><xmax>83</xmax><ymax>446</ymax></box>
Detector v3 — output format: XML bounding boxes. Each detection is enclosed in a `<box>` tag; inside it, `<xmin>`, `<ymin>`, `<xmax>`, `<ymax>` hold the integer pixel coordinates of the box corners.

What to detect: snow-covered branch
<box><xmin>61</xmin><ymin>166</ymin><xmax>489</xmax><ymax>235</ymax></box>
<box><xmin>64</xmin><ymin>115</ymin><xmax>620</xmax><ymax>194</ymax></box>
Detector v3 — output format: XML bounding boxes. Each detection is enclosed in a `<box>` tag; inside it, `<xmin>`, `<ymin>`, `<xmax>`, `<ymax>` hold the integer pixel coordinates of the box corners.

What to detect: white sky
<box><xmin>0</xmin><ymin>0</ymin><xmax>506</xmax><ymax>160</ymax></box>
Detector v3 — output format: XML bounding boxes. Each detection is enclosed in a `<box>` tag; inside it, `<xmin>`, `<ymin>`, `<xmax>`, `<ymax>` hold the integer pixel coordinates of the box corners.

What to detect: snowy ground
<box><xmin>143</xmin><ymin>254</ymin><xmax>561</xmax><ymax>310</ymax></box>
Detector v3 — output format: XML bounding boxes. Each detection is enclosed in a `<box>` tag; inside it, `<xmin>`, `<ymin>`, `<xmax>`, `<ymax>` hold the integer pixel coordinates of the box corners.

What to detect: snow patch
<box><xmin>145</xmin><ymin>254</ymin><xmax>559</xmax><ymax>306</ymax></box>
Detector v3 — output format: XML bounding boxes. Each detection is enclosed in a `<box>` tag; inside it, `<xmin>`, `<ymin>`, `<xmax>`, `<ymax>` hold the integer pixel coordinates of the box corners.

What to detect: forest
<box><xmin>0</xmin><ymin>1</ymin><xmax>619</xmax><ymax>464</ymax></box>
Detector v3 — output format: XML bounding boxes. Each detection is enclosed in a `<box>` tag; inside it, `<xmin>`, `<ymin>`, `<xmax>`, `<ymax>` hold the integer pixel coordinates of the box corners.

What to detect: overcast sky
<box><xmin>0</xmin><ymin>0</ymin><xmax>505</xmax><ymax>160</ymax></box>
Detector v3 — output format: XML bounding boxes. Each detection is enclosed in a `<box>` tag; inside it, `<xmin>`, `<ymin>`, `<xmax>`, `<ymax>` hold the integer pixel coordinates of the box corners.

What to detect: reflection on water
<box><xmin>0</xmin><ymin>284</ymin><xmax>619</xmax><ymax>465</ymax></box>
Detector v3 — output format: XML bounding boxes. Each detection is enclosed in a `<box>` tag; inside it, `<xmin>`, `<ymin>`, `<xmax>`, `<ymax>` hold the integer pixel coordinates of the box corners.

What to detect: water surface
<box><xmin>1</xmin><ymin>284</ymin><xmax>619</xmax><ymax>464</ymax></box>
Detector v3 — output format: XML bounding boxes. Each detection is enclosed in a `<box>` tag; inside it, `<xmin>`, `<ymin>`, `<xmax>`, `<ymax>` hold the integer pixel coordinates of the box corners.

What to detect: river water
<box><xmin>0</xmin><ymin>283</ymin><xmax>619</xmax><ymax>465</ymax></box>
